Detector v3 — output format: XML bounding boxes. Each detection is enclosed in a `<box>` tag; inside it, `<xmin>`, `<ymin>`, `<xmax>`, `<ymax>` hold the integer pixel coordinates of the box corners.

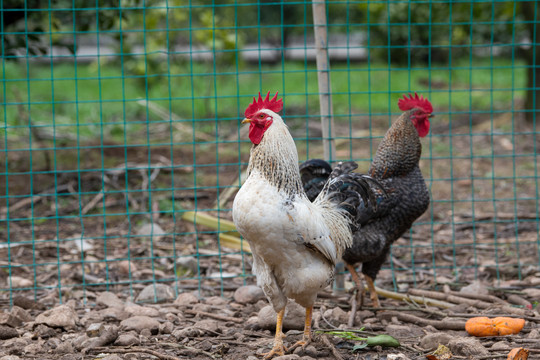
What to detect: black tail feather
<box><xmin>303</xmin><ymin>160</ymin><xmax>386</xmax><ymax>232</ymax></box>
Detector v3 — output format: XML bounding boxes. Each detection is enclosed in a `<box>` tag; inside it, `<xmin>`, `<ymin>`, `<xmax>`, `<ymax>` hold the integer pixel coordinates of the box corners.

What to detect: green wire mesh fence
<box><xmin>1</xmin><ymin>0</ymin><xmax>539</xmax><ymax>305</ymax></box>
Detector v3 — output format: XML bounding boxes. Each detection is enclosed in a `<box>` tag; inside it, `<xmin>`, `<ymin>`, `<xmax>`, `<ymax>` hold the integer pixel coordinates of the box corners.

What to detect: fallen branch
<box><xmin>374</xmin><ymin>286</ymin><xmax>455</xmax><ymax>309</ymax></box>
<box><xmin>408</xmin><ymin>288</ymin><xmax>493</xmax><ymax>309</ymax></box>
<box><xmin>89</xmin><ymin>346</ymin><xmax>183</xmax><ymax>360</ymax></box>
<box><xmin>320</xmin><ymin>334</ymin><xmax>345</xmax><ymax>360</ymax></box>
<box><xmin>184</xmin><ymin>308</ymin><xmax>244</xmax><ymax>323</ymax></box>
<box><xmin>381</xmin><ymin>311</ymin><xmax>466</xmax><ymax>331</ymax></box>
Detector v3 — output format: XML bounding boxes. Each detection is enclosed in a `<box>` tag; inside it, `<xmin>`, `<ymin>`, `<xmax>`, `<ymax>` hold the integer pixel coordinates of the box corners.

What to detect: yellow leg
<box><xmin>365</xmin><ymin>274</ymin><xmax>380</xmax><ymax>308</ymax></box>
<box><xmin>262</xmin><ymin>308</ymin><xmax>286</xmax><ymax>359</ymax></box>
<box><xmin>345</xmin><ymin>262</ymin><xmax>365</xmax><ymax>307</ymax></box>
<box><xmin>289</xmin><ymin>306</ymin><xmax>313</xmax><ymax>351</ymax></box>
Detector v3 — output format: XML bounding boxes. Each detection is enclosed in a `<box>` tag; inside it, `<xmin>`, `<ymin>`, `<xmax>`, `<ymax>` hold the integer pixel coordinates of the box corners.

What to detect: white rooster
<box><xmin>232</xmin><ymin>92</ymin><xmax>382</xmax><ymax>358</ymax></box>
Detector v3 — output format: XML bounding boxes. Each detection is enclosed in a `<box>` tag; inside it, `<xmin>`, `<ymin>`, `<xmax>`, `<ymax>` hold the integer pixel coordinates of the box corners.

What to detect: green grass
<box><xmin>1</xmin><ymin>57</ymin><xmax>526</xmax><ymax>145</ymax></box>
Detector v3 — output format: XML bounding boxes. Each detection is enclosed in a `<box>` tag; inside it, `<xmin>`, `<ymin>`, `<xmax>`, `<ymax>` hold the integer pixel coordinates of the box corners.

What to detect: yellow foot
<box><xmin>261</xmin><ymin>343</ymin><xmax>287</xmax><ymax>359</ymax></box>
<box><xmin>288</xmin><ymin>337</ymin><xmax>311</xmax><ymax>353</ymax></box>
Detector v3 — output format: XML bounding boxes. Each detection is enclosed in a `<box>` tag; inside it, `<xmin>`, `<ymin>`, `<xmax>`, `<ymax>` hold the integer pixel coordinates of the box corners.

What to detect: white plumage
<box><xmin>232</xmin><ymin>97</ymin><xmax>380</xmax><ymax>358</ymax></box>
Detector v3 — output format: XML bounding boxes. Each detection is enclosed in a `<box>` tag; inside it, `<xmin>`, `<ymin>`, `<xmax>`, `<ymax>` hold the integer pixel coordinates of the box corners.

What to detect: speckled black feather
<box><xmin>299</xmin><ymin>108</ymin><xmax>431</xmax><ymax>283</ymax></box>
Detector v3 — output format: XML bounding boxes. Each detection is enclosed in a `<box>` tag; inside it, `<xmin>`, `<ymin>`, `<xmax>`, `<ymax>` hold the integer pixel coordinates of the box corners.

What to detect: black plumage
<box><xmin>299</xmin><ymin>108</ymin><xmax>431</xmax><ymax>307</ymax></box>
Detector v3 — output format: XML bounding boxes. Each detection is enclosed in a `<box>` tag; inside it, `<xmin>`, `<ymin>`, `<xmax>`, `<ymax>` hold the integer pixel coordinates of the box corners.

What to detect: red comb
<box><xmin>398</xmin><ymin>92</ymin><xmax>433</xmax><ymax>113</ymax></box>
<box><xmin>244</xmin><ymin>91</ymin><xmax>283</xmax><ymax>118</ymax></box>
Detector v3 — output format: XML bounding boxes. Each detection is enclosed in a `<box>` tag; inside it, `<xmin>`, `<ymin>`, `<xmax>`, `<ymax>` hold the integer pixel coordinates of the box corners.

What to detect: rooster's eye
<box><xmin>258</xmin><ymin>114</ymin><xmax>265</xmax><ymax>119</ymax></box>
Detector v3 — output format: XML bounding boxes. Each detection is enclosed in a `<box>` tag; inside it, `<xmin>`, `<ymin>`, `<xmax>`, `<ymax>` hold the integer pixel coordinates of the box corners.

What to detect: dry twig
<box><xmin>90</xmin><ymin>346</ymin><xmax>183</xmax><ymax>360</ymax></box>
<box><xmin>184</xmin><ymin>308</ymin><xmax>244</xmax><ymax>323</ymax></box>
<box><xmin>320</xmin><ymin>334</ymin><xmax>345</xmax><ymax>360</ymax></box>
<box><xmin>381</xmin><ymin>311</ymin><xmax>466</xmax><ymax>330</ymax></box>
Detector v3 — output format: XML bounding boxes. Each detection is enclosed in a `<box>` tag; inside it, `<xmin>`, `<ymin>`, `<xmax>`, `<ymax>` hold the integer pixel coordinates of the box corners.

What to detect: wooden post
<box><xmin>313</xmin><ymin>0</ymin><xmax>344</xmax><ymax>294</ymax></box>
<box><xmin>312</xmin><ymin>0</ymin><xmax>336</xmax><ymax>162</ymax></box>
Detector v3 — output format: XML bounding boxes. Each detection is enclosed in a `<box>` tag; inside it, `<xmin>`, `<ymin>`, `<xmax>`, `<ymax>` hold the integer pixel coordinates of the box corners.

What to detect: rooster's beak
<box><xmin>429</xmin><ymin>114</ymin><xmax>434</xmax><ymax>118</ymax></box>
<box><xmin>242</xmin><ymin>118</ymin><xmax>251</xmax><ymax>124</ymax></box>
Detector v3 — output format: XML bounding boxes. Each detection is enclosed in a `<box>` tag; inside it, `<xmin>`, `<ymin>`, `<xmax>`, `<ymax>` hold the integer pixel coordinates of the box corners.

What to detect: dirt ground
<box><xmin>0</xmin><ymin>113</ymin><xmax>539</xmax><ymax>359</ymax></box>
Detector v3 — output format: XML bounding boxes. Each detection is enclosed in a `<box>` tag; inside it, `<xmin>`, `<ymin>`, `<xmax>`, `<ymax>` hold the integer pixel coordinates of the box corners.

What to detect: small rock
<box><xmin>54</xmin><ymin>340</ymin><xmax>73</xmax><ymax>354</ymax></box>
<box><xmin>386</xmin><ymin>324</ymin><xmax>423</xmax><ymax>338</ymax></box>
<box><xmin>99</xmin><ymin>307</ymin><xmax>130</xmax><ymax>321</ymax></box>
<box><xmin>0</xmin><ymin>313</ymin><xmax>22</xmax><ymax>328</ymax></box>
<box><xmin>258</xmin><ymin>302</ymin><xmax>305</xmax><ymax>331</ymax></box>
<box><xmin>96</xmin><ymin>292</ymin><xmax>124</xmax><ymax>309</ymax></box>
<box><xmin>522</xmin><ymin>288</ymin><xmax>540</xmax><ymax>298</ymax></box>
<box><xmin>124</xmin><ymin>303</ymin><xmax>160</xmax><ymax>317</ymax></box>
<box><xmin>460</xmin><ymin>280</ymin><xmax>489</xmax><ymax>295</ymax></box>
<box><xmin>234</xmin><ymin>285</ymin><xmax>266</xmax><ymax>304</ymax></box>
<box><xmin>140</xmin><ymin>328</ymin><xmax>152</xmax><ymax>337</ymax></box>
<box><xmin>195</xmin><ymin>319</ymin><xmax>220</xmax><ymax>334</ymax></box>
<box><xmin>205</xmin><ymin>296</ymin><xmax>227</xmax><ymax>306</ymax></box>
<box><xmin>10</xmin><ymin>307</ymin><xmax>32</xmax><ymax>323</ymax></box>
<box><xmin>174</xmin><ymin>292</ymin><xmax>199</xmax><ymax>305</ymax></box>
<box><xmin>0</xmin><ymin>325</ymin><xmax>19</xmax><ymax>340</ymax></box>
<box><xmin>176</xmin><ymin>256</ymin><xmax>198</xmax><ymax>275</ymax></box>
<box><xmin>35</xmin><ymin>305</ymin><xmax>79</xmax><ymax>329</ymax></box>
<box><xmin>420</xmin><ymin>332</ymin><xmax>453</xmax><ymax>351</ymax></box>
<box><xmin>33</xmin><ymin>324</ymin><xmax>57</xmax><ymax>339</ymax></box>
<box><xmin>86</xmin><ymin>323</ymin><xmax>104</xmax><ymax>337</ymax></box>
<box><xmin>273</xmin><ymin>355</ymin><xmax>300</xmax><ymax>360</ymax></box>
<box><xmin>0</xmin><ymin>356</ymin><xmax>22</xmax><ymax>360</ymax></box>
<box><xmin>491</xmin><ymin>341</ymin><xmax>510</xmax><ymax>351</ymax></box>
<box><xmin>114</xmin><ymin>332</ymin><xmax>140</xmax><ymax>346</ymax></box>
<box><xmin>120</xmin><ymin>316</ymin><xmax>159</xmax><ymax>334</ymax></box>
<box><xmin>387</xmin><ymin>354</ymin><xmax>411</xmax><ymax>360</ymax></box>
<box><xmin>12</xmin><ymin>296</ymin><xmax>45</xmax><ymax>310</ymax></box>
<box><xmin>102</xmin><ymin>356</ymin><xmax>123</xmax><ymax>360</ymax></box>
<box><xmin>293</xmin><ymin>344</ymin><xmax>317</xmax><ymax>357</ymax></box>
<box><xmin>448</xmin><ymin>337</ymin><xmax>489</xmax><ymax>356</ymax></box>
<box><xmin>115</xmin><ymin>260</ymin><xmax>136</xmax><ymax>276</ymax></box>
<box><xmin>159</xmin><ymin>321</ymin><xmax>174</xmax><ymax>334</ymax></box>
<box><xmin>323</xmin><ymin>307</ymin><xmax>348</xmax><ymax>326</ymax></box>
<box><xmin>192</xmin><ymin>303</ymin><xmax>211</xmax><ymax>312</ymax></box>
<box><xmin>527</xmin><ymin>328</ymin><xmax>540</xmax><ymax>339</ymax></box>
<box><xmin>8</xmin><ymin>277</ymin><xmax>33</xmax><ymax>289</ymax></box>
<box><xmin>137</xmin><ymin>223</ymin><xmax>165</xmax><ymax>240</ymax></box>
<box><xmin>172</xmin><ymin>327</ymin><xmax>204</xmax><ymax>339</ymax></box>
<box><xmin>23</xmin><ymin>342</ymin><xmax>43</xmax><ymax>355</ymax></box>
<box><xmin>136</xmin><ymin>284</ymin><xmax>175</xmax><ymax>303</ymax></box>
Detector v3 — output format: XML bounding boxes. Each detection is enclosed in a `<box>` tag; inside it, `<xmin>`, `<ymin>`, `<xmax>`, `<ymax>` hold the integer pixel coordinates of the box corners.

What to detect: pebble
<box><xmin>137</xmin><ymin>223</ymin><xmax>165</xmax><ymax>239</ymax></box>
<box><xmin>54</xmin><ymin>340</ymin><xmax>73</xmax><ymax>354</ymax></box>
<box><xmin>234</xmin><ymin>285</ymin><xmax>266</xmax><ymax>304</ymax></box>
<box><xmin>174</xmin><ymin>292</ymin><xmax>199</xmax><ymax>306</ymax></box>
<box><xmin>32</xmin><ymin>324</ymin><xmax>57</xmax><ymax>339</ymax></box>
<box><xmin>420</xmin><ymin>332</ymin><xmax>453</xmax><ymax>351</ymax></box>
<box><xmin>124</xmin><ymin>303</ymin><xmax>160</xmax><ymax>317</ymax></box>
<box><xmin>102</xmin><ymin>356</ymin><xmax>123</xmax><ymax>360</ymax></box>
<box><xmin>159</xmin><ymin>321</ymin><xmax>174</xmax><ymax>334</ymax></box>
<box><xmin>10</xmin><ymin>306</ymin><xmax>32</xmax><ymax>323</ymax></box>
<box><xmin>460</xmin><ymin>280</ymin><xmax>489</xmax><ymax>295</ymax></box>
<box><xmin>136</xmin><ymin>283</ymin><xmax>175</xmax><ymax>303</ymax></box>
<box><xmin>386</xmin><ymin>324</ymin><xmax>423</xmax><ymax>338</ymax></box>
<box><xmin>86</xmin><ymin>322</ymin><xmax>104</xmax><ymax>337</ymax></box>
<box><xmin>96</xmin><ymin>292</ymin><xmax>125</xmax><ymax>309</ymax></box>
<box><xmin>491</xmin><ymin>341</ymin><xmax>510</xmax><ymax>350</ymax></box>
<box><xmin>8</xmin><ymin>276</ymin><xmax>33</xmax><ymax>288</ymax></box>
<box><xmin>99</xmin><ymin>307</ymin><xmax>130</xmax><ymax>321</ymax></box>
<box><xmin>0</xmin><ymin>325</ymin><xmax>19</xmax><ymax>340</ymax></box>
<box><xmin>120</xmin><ymin>316</ymin><xmax>160</xmax><ymax>334</ymax></box>
<box><xmin>258</xmin><ymin>302</ymin><xmax>305</xmax><ymax>331</ymax></box>
<box><xmin>323</xmin><ymin>307</ymin><xmax>348</xmax><ymax>326</ymax></box>
<box><xmin>195</xmin><ymin>319</ymin><xmax>220</xmax><ymax>333</ymax></box>
<box><xmin>0</xmin><ymin>313</ymin><xmax>22</xmax><ymax>328</ymax></box>
<box><xmin>177</xmin><ymin>256</ymin><xmax>198</xmax><ymax>275</ymax></box>
<box><xmin>205</xmin><ymin>296</ymin><xmax>227</xmax><ymax>306</ymax></box>
<box><xmin>273</xmin><ymin>355</ymin><xmax>300</xmax><ymax>360</ymax></box>
<box><xmin>0</xmin><ymin>356</ymin><xmax>22</xmax><ymax>360</ymax></box>
<box><xmin>35</xmin><ymin>305</ymin><xmax>79</xmax><ymax>329</ymax></box>
<box><xmin>114</xmin><ymin>332</ymin><xmax>140</xmax><ymax>346</ymax></box>
<box><xmin>448</xmin><ymin>337</ymin><xmax>489</xmax><ymax>356</ymax></box>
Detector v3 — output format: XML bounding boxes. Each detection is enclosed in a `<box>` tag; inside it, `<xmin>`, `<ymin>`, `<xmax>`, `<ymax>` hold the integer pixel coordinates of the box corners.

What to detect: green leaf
<box><xmin>352</xmin><ymin>343</ymin><xmax>368</xmax><ymax>351</ymax></box>
<box><xmin>366</xmin><ymin>334</ymin><xmax>400</xmax><ymax>348</ymax></box>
